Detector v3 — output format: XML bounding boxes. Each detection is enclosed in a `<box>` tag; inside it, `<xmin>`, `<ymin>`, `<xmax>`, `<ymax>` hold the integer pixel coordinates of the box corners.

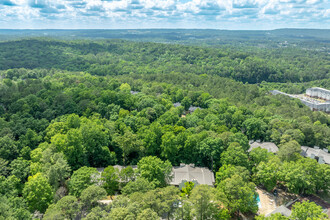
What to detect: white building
<box><xmin>270</xmin><ymin>88</ymin><xmax>330</xmax><ymax>113</ymax></box>
<box><xmin>306</xmin><ymin>87</ymin><xmax>330</xmax><ymax>101</ymax></box>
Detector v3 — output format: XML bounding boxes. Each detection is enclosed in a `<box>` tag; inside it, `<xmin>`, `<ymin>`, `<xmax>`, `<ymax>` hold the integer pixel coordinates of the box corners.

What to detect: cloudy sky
<box><xmin>0</xmin><ymin>0</ymin><xmax>329</xmax><ymax>29</ymax></box>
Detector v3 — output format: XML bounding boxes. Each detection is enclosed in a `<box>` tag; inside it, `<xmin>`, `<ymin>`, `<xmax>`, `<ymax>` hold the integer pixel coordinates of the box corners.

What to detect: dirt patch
<box><xmin>274</xmin><ymin>189</ymin><xmax>297</xmax><ymax>207</ymax></box>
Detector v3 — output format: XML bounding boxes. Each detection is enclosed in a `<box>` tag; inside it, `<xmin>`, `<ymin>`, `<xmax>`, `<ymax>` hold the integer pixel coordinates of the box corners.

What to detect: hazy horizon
<box><xmin>0</xmin><ymin>28</ymin><xmax>330</xmax><ymax>30</ymax></box>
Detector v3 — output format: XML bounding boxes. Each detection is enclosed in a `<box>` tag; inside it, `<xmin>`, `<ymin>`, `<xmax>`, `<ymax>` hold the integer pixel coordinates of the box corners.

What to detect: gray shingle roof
<box><xmin>130</xmin><ymin>91</ymin><xmax>139</xmax><ymax>95</ymax></box>
<box><xmin>301</xmin><ymin>146</ymin><xmax>330</xmax><ymax>165</ymax></box>
<box><xmin>248</xmin><ymin>141</ymin><xmax>279</xmax><ymax>153</ymax></box>
<box><xmin>97</xmin><ymin>164</ymin><xmax>215</xmax><ymax>186</ymax></box>
<box><xmin>265</xmin><ymin>205</ymin><xmax>292</xmax><ymax>217</ymax></box>
<box><xmin>170</xmin><ymin>164</ymin><xmax>215</xmax><ymax>186</ymax></box>
<box><xmin>188</xmin><ymin>106</ymin><xmax>202</xmax><ymax>112</ymax></box>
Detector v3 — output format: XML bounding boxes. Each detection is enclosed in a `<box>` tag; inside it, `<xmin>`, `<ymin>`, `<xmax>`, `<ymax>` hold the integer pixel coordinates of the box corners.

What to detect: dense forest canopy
<box><xmin>0</xmin><ymin>34</ymin><xmax>329</xmax><ymax>219</ymax></box>
<box><xmin>0</xmin><ymin>38</ymin><xmax>329</xmax><ymax>84</ymax></box>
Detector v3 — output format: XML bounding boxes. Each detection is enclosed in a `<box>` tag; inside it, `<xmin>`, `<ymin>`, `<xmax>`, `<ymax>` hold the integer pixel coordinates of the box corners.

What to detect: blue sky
<box><xmin>0</xmin><ymin>0</ymin><xmax>329</xmax><ymax>29</ymax></box>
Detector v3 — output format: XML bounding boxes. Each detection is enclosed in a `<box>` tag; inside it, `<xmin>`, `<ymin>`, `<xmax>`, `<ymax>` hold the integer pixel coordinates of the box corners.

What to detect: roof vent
<box><xmin>314</xmin><ymin>146</ymin><xmax>319</xmax><ymax>149</ymax></box>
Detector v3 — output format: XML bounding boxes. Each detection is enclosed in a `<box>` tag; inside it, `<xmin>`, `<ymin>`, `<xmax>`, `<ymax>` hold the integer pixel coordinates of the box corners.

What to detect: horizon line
<box><xmin>0</xmin><ymin>28</ymin><xmax>330</xmax><ymax>31</ymax></box>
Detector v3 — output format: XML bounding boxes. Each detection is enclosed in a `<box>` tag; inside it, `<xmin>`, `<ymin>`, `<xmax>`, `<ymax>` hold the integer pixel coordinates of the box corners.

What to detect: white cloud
<box><xmin>0</xmin><ymin>0</ymin><xmax>328</xmax><ymax>29</ymax></box>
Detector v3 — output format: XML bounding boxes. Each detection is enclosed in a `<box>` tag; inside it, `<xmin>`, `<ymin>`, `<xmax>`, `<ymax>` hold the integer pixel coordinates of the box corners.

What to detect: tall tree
<box><xmin>278</xmin><ymin>140</ymin><xmax>301</xmax><ymax>162</ymax></box>
<box><xmin>69</xmin><ymin>166</ymin><xmax>99</xmax><ymax>197</ymax></box>
<box><xmin>23</xmin><ymin>173</ymin><xmax>53</xmax><ymax>213</ymax></box>
<box><xmin>217</xmin><ymin>175</ymin><xmax>258</xmax><ymax>215</ymax></box>
<box><xmin>80</xmin><ymin>185</ymin><xmax>107</xmax><ymax>210</ymax></box>
<box><xmin>220</xmin><ymin>142</ymin><xmax>249</xmax><ymax>168</ymax></box>
<box><xmin>291</xmin><ymin>200</ymin><xmax>328</xmax><ymax>220</ymax></box>
<box><xmin>101</xmin><ymin>165</ymin><xmax>119</xmax><ymax>195</ymax></box>
<box><xmin>189</xmin><ymin>184</ymin><xmax>221</xmax><ymax>220</ymax></box>
<box><xmin>137</xmin><ymin>156</ymin><xmax>172</xmax><ymax>187</ymax></box>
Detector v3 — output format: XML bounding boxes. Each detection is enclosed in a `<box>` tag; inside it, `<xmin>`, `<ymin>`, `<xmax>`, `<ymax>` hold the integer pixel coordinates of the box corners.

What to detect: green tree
<box><xmin>0</xmin><ymin>196</ymin><xmax>32</xmax><ymax>220</ymax></box>
<box><xmin>0</xmin><ymin>135</ymin><xmax>18</xmax><ymax>161</ymax></box>
<box><xmin>115</xmin><ymin>129</ymin><xmax>143</xmax><ymax>165</ymax></box>
<box><xmin>255</xmin><ymin>213</ymin><xmax>289</xmax><ymax>220</ymax></box>
<box><xmin>41</xmin><ymin>150</ymin><xmax>71</xmax><ymax>190</ymax></box>
<box><xmin>109</xmin><ymin>207</ymin><xmax>132</xmax><ymax>220</ymax></box>
<box><xmin>80</xmin><ymin>119</ymin><xmax>113</xmax><ymax>167</ymax></box>
<box><xmin>198</xmin><ymin>136</ymin><xmax>224</xmax><ymax>170</ymax></box>
<box><xmin>23</xmin><ymin>173</ymin><xmax>53</xmax><ymax>213</ymax></box>
<box><xmin>189</xmin><ymin>184</ymin><xmax>221</xmax><ymax>220</ymax></box>
<box><xmin>280</xmin><ymin>129</ymin><xmax>305</xmax><ymax>145</ymax></box>
<box><xmin>44</xmin><ymin>196</ymin><xmax>79</xmax><ymax>220</ymax></box>
<box><xmin>181</xmin><ymin>97</ymin><xmax>192</xmax><ymax>111</ymax></box>
<box><xmin>119</xmin><ymin>83</ymin><xmax>131</xmax><ymax>93</ymax></box>
<box><xmin>278</xmin><ymin>140</ymin><xmax>301</xmax><ymax>162</ymax></box>
<box><xmin>220</xmin><ymin>142</ymin><xmax>249</xmax><ymax>168</ymax></box>
<box><xmin>55</xmin><ymin>196</ymin><xmax>79</xmax><ymax>220</ymax></box>
<box><xmin>10</xmin><ymin>157</ymin><xmax>30</xmax><ymax>182</ymax></box>
<box><xmin>217</xmin><ymin>175</ymin><xmax>258</xmax><ymax>215</ymax></box>
<box><xmin>80</xmin><ymin>185</ymin><xmax>107</xmax><ymax>210</ymax></box>
<box><xmin>291</xmin><ymin>200</ymin><xmax>327</xmax><ymax>220</ymax></box>
<box><xmin>136</xmin><ymin>208</ymin><xmax>159</xmax><ymax>220</ymax></box>
<box><xmin>255</xmin><ymin>157</ymin><xmax>281</xmax><ymax>191</ymax></box>
<box><xmin>315</xmin><ymin>164</ymin><xmax>330</xmax><ymax>193</ymax></box>
<box><xmin>101</xmin><ymin>165</ymin><xmax>119</xmax><ymax>195</ymax></box>
<box><xmin>216</xmin><ymin>164</ymin><xmax>250</xmax><ymax>186</ymax></box>
<box><xmin>181</xmin><ymin>181</ymin><xmax>195</xmax><ymax>198</ymax></box>
<box><xmin>161</xmin><ymin>132</ymin><xmax>180</xmax><ymax>164</ymax></box>
<box><xmin>69</xmin><ymin>166</ymin><xmax>99</xmax><ymax>197</ymax></box>
<box><xmin>243</xmin><ymin>117</ymin><xmax>267</xmax><ymax>141</ymax></box>
<box><xmin>20</xmin><ymin>129</ymin><xmax>41</xmax><ymax>149</ymax></box>
<box><xmin>132</xmin><ymin>186</ymin><xmax>180</xmax><ymax>218</ymax></box>
<box><xmin>118</xmin><ymin>166</ymin><xmax>135</xmax><ymax>188</ymax></box>
<box><xmin>121</xmin><ymin>177</ymin><xmax>155</xmax><ymax>195</ymax></box>
<box><xmin>83</xmin><ymin>206</ymin><xmax>110</xmax><ymax>220</ymax></box>
<box><xmin>0</xmin><ymin>175</ymin><xmax>21</xmax><ymax>198</ymax></box>
<box><xmin>249</xmin><ymin>147</ymin><xmax>273</xmax><ymax>169</ymax></box>
<box><xmin>137</xmin><ymin>156</ymin><xmax>172</xmax><ymax>187</ymax></box>
<box><xmin>51</xmin><ymin>130</ymin><xmax>87</xmax><ymax>170</ymax></box>
<box><xmin>0</xmin><ymin>158</ymin><xmax>10</xmax><ymax>176</ymax></box>
<box><xmin>278</xmin><ymin>158</ymin><xmax>327</xmax><ymax>195</ymax></box>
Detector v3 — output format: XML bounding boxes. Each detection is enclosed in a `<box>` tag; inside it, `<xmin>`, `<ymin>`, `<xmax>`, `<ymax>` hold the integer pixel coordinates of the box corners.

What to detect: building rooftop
<box><xmin>265</xmin><ymin>205</ymin><xmax>292</xmax><ymax>217</ymax></box>
<box><xmin>301</xmin><ymin>146</ymin><xmax>330</xmax><ymax>165</ymax></box>
<box><xmin>130</xmin><ymin>91</ymin><xmax>139</xmax><ymax>95</ymax></box>
<box><xmin>248</xmin><ymin>141</ymin><xmax>279</xmax><ymax>153</ymax></box>
<box><xmin>173</xmin><ymin>102</ymin><xmax>181</xmax><ymax>107</ymax></box>
<box><xmin>97</xmin><ymin>164</ymin><xmax>215</xmax><ymax>186</ymax></box>
<box><xmin>170</xmin><ymin>164</ymin><xmax>215</xmax><ymax>186</ymax></box>
<box><xmin>308</xmin><ymin>87</ymin><xmax>330</xmax><ymax>93</ymax></box>
<box><xmin>270</xmin><ymin>89</ymin><xmax>330</xmax><ymax>113</ymax></box>
<box><xmin>188</xmin><ymin>106</ymin><xmax>202</xmax><ymax>112</ymax></box>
